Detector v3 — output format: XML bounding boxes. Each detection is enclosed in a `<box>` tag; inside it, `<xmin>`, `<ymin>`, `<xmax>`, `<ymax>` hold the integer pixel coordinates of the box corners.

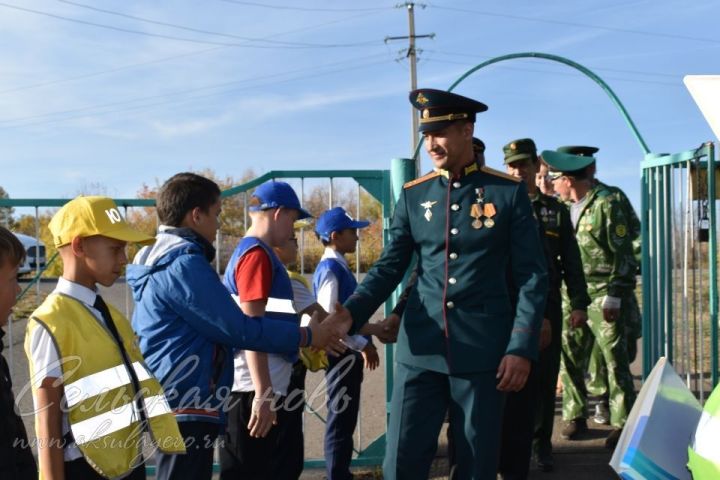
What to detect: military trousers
<box><xmin>560</xmin><ymin>293</ymin><xmax>637</xmax><ymax>428</ymax></box>
<box><xmin>533</xmin><ymin>297</ymin><xmax>563</xmax><ymax>454</ymax></box>
<box><xmin>384</xmin><ymin>362</ymin><xmax>505</xmax><ymax>480</ymax></box>
<box><xmin>586</xmin><ymin>294</ymin><xmax>641</xmax><ymax>399</ymax></box>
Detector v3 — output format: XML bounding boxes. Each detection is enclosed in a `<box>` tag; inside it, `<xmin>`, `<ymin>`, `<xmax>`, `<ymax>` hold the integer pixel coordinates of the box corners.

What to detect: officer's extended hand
<box><xmin>539</xmin><ymin>318</ymin><xmax>552</xmax><ymax>351</ymax></box>
<box><xmin>603</xmin><ymin>307</ymin><xmax>620</xmax><ymax>323</ymax></box>
<box><xmin>570</xmin><ymin>309</ymin><xmax>588</xmax><ymax>328</ymax></box>
<box><xmin>309</xmin><ymin>305</ymin><xmax>351</xmax><ymax>356</ymax></box>
<box><xmin>496</xmin><ymin>354</ymin><xmax>531</xmax><ymax>392</ymax></box>
<box><xmin>377</xmin><ymin>314</ymin><xmax>401</xmax><ymax>343</ymax></box>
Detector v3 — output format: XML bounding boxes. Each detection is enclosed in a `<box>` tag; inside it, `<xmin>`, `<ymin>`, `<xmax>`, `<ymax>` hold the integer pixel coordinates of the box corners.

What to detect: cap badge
<box><xmin>420</xmin><ymin>200</ymin><xmax>437</xmax><ymax>222</ymax></box>
<box><xmin>422</xmin><ymin>109</ymin><xmax>430</xmax><ymax>119</ymax></box>
<box><xmin>510</xmin><ymin>143</ymin><xmax>517</xmax><ymax>150</ymax></box>
<box><xmin>416</xmin><ymin>92</ymin><xmax>429</xmax><ymax>105</ymax></box>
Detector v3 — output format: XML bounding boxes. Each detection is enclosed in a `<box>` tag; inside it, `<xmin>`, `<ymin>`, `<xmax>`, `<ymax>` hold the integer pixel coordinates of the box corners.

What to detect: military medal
<box><xmin>483</xmin><ymin>203</ymin><xmax>496</xmax><ymax>228</ymax></box>
<box><xmin>421</xmin><ymin>200</ymin><xmax>437</xmax><ymax>222</ymax></box>
<box><xmin>470</xmin><ymin>203</ymin><xmax>483</xmax><ymax>229</ymax></box>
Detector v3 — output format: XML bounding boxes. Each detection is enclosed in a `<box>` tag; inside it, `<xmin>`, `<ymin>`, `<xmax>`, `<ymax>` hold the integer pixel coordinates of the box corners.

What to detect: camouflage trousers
<box><xmin>560</xmin><ymin>293</ymin><xmax>637</xmax><ymax>427</ymax></box>
<box><xmin>586</xmin><ymin>294</ymin><xmax>641</xmax><ymax>398</ymax></box>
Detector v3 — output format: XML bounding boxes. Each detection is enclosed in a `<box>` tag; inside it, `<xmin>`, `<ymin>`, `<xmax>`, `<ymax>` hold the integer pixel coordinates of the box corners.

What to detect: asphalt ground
<box><xmin>4</xmin><ymin>278</ymin><xmax>633</xmax><ymax>479</ymax></box>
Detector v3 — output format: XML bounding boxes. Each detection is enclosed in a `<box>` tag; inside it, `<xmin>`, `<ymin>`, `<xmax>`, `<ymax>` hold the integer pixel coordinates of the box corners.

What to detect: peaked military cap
<box><xmin>473</xmin><ymin>137</ymin><xmax>486</xmax><ymax>153</ymax></box>
<box><xmin>410</xmin><ymin>88</ymin><xmax>488</xmax><ymax>133</ymax></box>
<box><xmin>503</xmin><ymin>138</ymin><xmax>537</xmax><ymax>164</ymax></box>
<box><xmin>541</xmin><ymin>150</ymin><xmax>595</xmax><ymax>178</ymax></box>
<box><xmin>556</xmin><ymin>145</ymin><xmax>599</xmax><ymax>157</ymax></box>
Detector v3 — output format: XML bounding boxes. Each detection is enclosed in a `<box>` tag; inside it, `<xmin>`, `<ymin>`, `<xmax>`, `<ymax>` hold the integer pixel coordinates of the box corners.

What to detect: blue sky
<box><xmin>1</xmin><ymin>0</ymin><xmax>718</xmax><ymax>213</ymax></box>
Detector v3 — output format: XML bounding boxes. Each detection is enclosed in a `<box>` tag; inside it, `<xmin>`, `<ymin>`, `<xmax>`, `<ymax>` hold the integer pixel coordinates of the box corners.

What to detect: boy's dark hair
<box><xmin>315</xmin><ymin>232</ymin><xmax>331</xmax><ymax>247</ymax></box>
<box><xmin>157</xmin><ymin>173</ymin><xmax>221</xmax><ymax>227</ymax></box>
<box><xmin>0</xmin><ymin>226</ymin><xmax>25</xmax><ymax>268</ymax></box>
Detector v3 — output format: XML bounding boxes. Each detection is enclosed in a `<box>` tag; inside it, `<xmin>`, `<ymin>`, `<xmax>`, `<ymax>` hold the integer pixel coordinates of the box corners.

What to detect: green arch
<box><xmin>413</xmin><ymin>52</ymin><xmax>650</xmax><ymax>159</ymax></box>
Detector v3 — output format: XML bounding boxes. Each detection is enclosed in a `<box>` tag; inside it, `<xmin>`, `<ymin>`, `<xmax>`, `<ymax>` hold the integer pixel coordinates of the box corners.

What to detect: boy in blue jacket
<box><xmin>128</xmin><ymin>173</ymin><xmax>350</xmax><ymax>480</ymax></box>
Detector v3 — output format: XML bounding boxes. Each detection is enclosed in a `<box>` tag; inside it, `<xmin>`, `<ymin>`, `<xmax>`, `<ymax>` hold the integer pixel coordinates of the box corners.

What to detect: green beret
<box><xmin>409</xmin><ymin>88</ymin><xmax>488</xmax><ymax>133</ymax></box>
<box><xmin>541</xmin><ymin>150</ymin><xmax>595</xmax><ymax>176</ymax></box>
<box><xmin>556</xmin><ymin>145</ymin><xmax>599</xmax><ymax>157</ymax></box>
<box><xmin>503</xmin><ymin>138</ymin><xmax>537</xmax><ymax>164</ymax></box>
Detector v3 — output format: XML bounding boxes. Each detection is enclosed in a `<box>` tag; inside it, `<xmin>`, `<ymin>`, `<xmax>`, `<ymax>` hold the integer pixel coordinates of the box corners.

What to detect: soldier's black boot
<box><xmin>560</xmin><ymin>418</ymin><xmax>587</xmax><ymax>440</ymax></box>
<box><xmin>605</xmin><ymin>428</ymin><xmax>622</xmax><ymax>449</ymax></box>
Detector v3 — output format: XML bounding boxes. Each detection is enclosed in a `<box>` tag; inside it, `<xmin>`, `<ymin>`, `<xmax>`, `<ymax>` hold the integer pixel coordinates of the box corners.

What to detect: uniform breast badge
<box><xmin>421</xmin><ymin>201</ymin><xmax>437</xmax><ymax>222</ymax></box>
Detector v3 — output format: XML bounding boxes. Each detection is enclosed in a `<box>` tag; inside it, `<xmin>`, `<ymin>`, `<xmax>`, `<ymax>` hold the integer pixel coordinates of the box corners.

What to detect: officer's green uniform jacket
<box><xmin>345</xmin><ymin>163</ymin><xmax>548</xmax><ymax>374</ymax></box>
<box><xmin>531</xmin><ymin>192</ymin><xmax>590</xmax><ymax>311</ymax></box>
<box><xmin>574</xmin><ymin>183</ymin><xmax>638</xmax><ymax>297</ymax></box>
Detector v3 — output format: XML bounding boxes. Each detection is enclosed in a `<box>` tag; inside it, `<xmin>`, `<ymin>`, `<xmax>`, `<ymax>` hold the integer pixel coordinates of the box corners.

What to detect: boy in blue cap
<box><xmin>220</xmin><ymin>181</ymin><xmax>349</xmax><ymax>479</ymax></box>
<box><xmin>313</xmin><ymin>206</ymin><xmax>379</xmax><ymax>480</ymax></box>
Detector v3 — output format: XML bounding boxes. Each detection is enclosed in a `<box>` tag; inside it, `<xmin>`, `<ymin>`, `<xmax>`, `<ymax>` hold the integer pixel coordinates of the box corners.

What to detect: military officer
<box><xmin>542</xmin><ymin>149</ymin><xmax>638</xmax><ymax>449</ymax></box>
<box><xmin>343</xmin><ymin>89</ymin><xmax>548</xmax><ymax>480</ymax></box>
<box><xmin>556</xmin><ymin>145</ymin><xmax>642</xmax><ymax>427</ymax></box>
<box><xmin>501</xmin><ymin>139</ymin><xmax>591</xmax><ymax>474</ymax></box>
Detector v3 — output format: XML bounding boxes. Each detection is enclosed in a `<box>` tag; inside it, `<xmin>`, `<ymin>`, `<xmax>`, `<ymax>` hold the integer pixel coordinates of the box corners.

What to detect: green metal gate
<box><xmin>641</xmin><ymin>143</ymin><xmax>719</xmax><ymax>400</ymax></box>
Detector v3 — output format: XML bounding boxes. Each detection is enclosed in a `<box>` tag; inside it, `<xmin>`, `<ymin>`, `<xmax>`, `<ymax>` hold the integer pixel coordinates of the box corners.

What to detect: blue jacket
<box><xmin>127</xmin><ymin>230</ymin><xmax>301</xmax><ymax>424</ymax></box>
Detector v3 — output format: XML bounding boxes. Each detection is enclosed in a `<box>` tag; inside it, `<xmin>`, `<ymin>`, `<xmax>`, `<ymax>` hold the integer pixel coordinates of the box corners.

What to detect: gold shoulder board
<box><xmin>404</xmin><ymin>171</ymin><xmax>441</xmax><ymax>189</ymax></box>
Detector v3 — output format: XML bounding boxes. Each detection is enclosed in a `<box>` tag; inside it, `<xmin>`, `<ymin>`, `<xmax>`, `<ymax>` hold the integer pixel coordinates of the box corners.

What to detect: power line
<box><xmin>0</xmin><ymin>54</ymin><xmax>394</xmax><ymax>128</ymax></box>
<box><xmin>1</xmin><ymin>57</ymin><xmax>394</xmax><ymax>130</ymax></box>
<box><xmin>427</xmin><ymin>3</ymin><xmax>720</xmax><ymax>45</ymax></box>
<box><xmin>0</xmin><ymin>2</ymin><xmax>381</xmax><ymax>49</ymax></box>
<box><xmin>219</xmin><ymin>0</ymin><xmax>389</xmax><ymax>13</ymax></box>
<box><xmin>0</xmin><ymin>9</ymin><xmax>385</xmax><ymax>95</ymax></box>
<box><xmin>56</xmin><ymin>0</ymin><xmax>372</xmax><ymax>48</ymax></box>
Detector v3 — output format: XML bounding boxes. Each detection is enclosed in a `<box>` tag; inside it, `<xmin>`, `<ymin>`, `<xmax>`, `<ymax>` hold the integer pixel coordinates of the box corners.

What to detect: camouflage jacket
<box><xmin>598</xmin><ymin>181</ymin><xmax>641</xmax><ymax>266</ymax></box>
<box><xmin>574</xmin><ymin>183</ymin><xmax>638</xmax><ymax>297</ymax></box>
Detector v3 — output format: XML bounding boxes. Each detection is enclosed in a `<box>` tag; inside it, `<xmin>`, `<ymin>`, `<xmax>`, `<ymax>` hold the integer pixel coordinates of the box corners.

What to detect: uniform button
<box><xmin>451</xmin><ymin>204</ymin><xmax>460</xmax><ymax>211</ymax></box>
<box><xmin>448</xmin><ymin>277</ymin><xmax>457</xmax><ymax>284</ymax></box>
<box><xmin>453</xmin><ymin>181</ymin><xmax>461</xmax><ymax>188</ymax></box>
<box><xmin>451</xmin><ymin>228</ymin><xmax>459</xmax><ymax>235</ymax></box>
<box><xmin>449</xmin><ymin>252</ymin><xmax>458</xmax><ymax>260</ymax></box>
<box><xmin>446</xmin><ymin>301</ymin><xmax>455</xmax><ymax>309</ymax></box>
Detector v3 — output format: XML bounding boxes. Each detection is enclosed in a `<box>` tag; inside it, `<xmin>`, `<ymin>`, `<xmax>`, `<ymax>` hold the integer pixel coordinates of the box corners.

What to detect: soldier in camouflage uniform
<box><xmin>542</xmin><ymin>148</ymin><xmax>638</xmax><ymax>449</ymax></box>
<box><xmin>502</xmin><ymin>139</ymin><xmax>591</xmax><ymax>474</ymax></box>
<box><xmin>556</xmin><ymin>146</ymin><xmax>642</xmax><ymax>426</ymax></box>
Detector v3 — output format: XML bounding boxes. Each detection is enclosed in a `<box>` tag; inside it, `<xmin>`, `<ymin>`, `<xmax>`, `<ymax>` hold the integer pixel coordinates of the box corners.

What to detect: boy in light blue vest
<box><xmin>313</xmin><ymin>207</ymin><xmax>379</xmax><ymax>480</ymax></box>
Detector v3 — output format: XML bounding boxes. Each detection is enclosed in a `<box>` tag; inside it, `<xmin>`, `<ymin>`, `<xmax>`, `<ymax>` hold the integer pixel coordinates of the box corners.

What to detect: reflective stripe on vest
<box><xmin>65</xmin><ymin>361</ymin><xmax>152</xmax><ymax>408</ymax></box>
<box><xmin>689</xmin><ymin>383</ymin><xmax>720</xmax><ymax>479</ymax></box>
<box><xmin>73</xmin><ymin>394</ymin><xmax>172</xmax><ymax>445</ymax></box>
<box><xmin>265</xmin><ymin>297</ymin><xmax>296</xmax><ymax>314</ymax></box>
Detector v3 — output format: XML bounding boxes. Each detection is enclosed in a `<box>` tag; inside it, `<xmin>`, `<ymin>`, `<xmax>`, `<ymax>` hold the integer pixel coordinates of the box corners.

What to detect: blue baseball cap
<box><xmin>315</xmin><ymin>207</ymin><xmax>370</xmax><ymax>241</ymax></box>
<box><xmin>249</xmin><ymin>181</ymin><xmax>312</xmax><ymax>219</ymax></box>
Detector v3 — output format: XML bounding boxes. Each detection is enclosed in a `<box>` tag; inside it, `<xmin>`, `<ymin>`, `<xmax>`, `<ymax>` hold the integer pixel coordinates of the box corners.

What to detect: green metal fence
<box><xmin>641</xmin><ymin>143</ymin><xmax>719</xmax><ymax>400</ymax></box>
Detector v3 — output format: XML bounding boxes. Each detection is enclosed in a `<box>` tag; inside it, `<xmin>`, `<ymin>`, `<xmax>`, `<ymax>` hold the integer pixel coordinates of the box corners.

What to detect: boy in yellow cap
<box><xmin>25</xmin><ymin>196</ymin><xmax>185</xmax><ymax>480</ymax></box>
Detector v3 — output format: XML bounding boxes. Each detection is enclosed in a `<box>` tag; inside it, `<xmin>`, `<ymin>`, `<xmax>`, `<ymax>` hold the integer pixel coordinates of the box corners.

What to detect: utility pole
<box><xmin>386</xmin><ymin>2</ymin><xmax>434</xmax><ymax>178</ymax></box>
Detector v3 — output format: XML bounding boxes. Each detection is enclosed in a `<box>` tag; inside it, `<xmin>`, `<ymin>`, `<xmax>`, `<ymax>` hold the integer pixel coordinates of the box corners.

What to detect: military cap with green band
<box><xmin>541</xmin><ymin>149</ymin><xmax>596</xmax><ymax>178</ymax></box>
<box><xmin>556</xmin><ymin>145</ymin><xmax>599</xmax><ymax>157</ymax></box>
<box><xmin>409</xmin><ymin>88</ymin><xmax>488</xmax><ymax>133</ymax></box>
<box><xmin>503</xmin><ymin>138</ymin><xmax>537</xmax><ymax>164</ymax></box>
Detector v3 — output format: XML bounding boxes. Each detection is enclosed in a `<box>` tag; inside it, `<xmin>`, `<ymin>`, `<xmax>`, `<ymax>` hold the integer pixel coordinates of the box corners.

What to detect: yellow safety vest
<box><xmin>26</xmin><ymin>293</ymin><xmax>185</xmax><ymax>479</ymax></box>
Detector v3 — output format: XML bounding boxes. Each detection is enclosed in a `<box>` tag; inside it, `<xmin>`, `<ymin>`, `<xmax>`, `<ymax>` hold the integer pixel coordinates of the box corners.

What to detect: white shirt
<box><xmin>289</xmin><ymin>276</ymin><xmax>315</xmax><ymax>327</ymax></box>
<box><xmin>28</xmin><ymin>278</ymin><xmax>106</xmax><ymax>462</ymax></box>
<box><xmin>316</xmin><ymin>248</ymin><xmax>368</xmax><ymax>351</ymax></box>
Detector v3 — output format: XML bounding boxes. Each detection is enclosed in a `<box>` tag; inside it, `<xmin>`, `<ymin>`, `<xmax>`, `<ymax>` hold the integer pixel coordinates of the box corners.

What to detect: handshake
<box><xmin>306</xmin><ymin>305</ymin><xmax>401</xmax><ymax>355</ymax></box>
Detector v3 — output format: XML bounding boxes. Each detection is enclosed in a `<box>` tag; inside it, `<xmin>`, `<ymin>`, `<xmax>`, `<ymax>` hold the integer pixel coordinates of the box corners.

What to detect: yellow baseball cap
<box><xmin>48</xmin><ymin>196</ymin><xmax>155</xmax><ymax>248</ymax></box>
